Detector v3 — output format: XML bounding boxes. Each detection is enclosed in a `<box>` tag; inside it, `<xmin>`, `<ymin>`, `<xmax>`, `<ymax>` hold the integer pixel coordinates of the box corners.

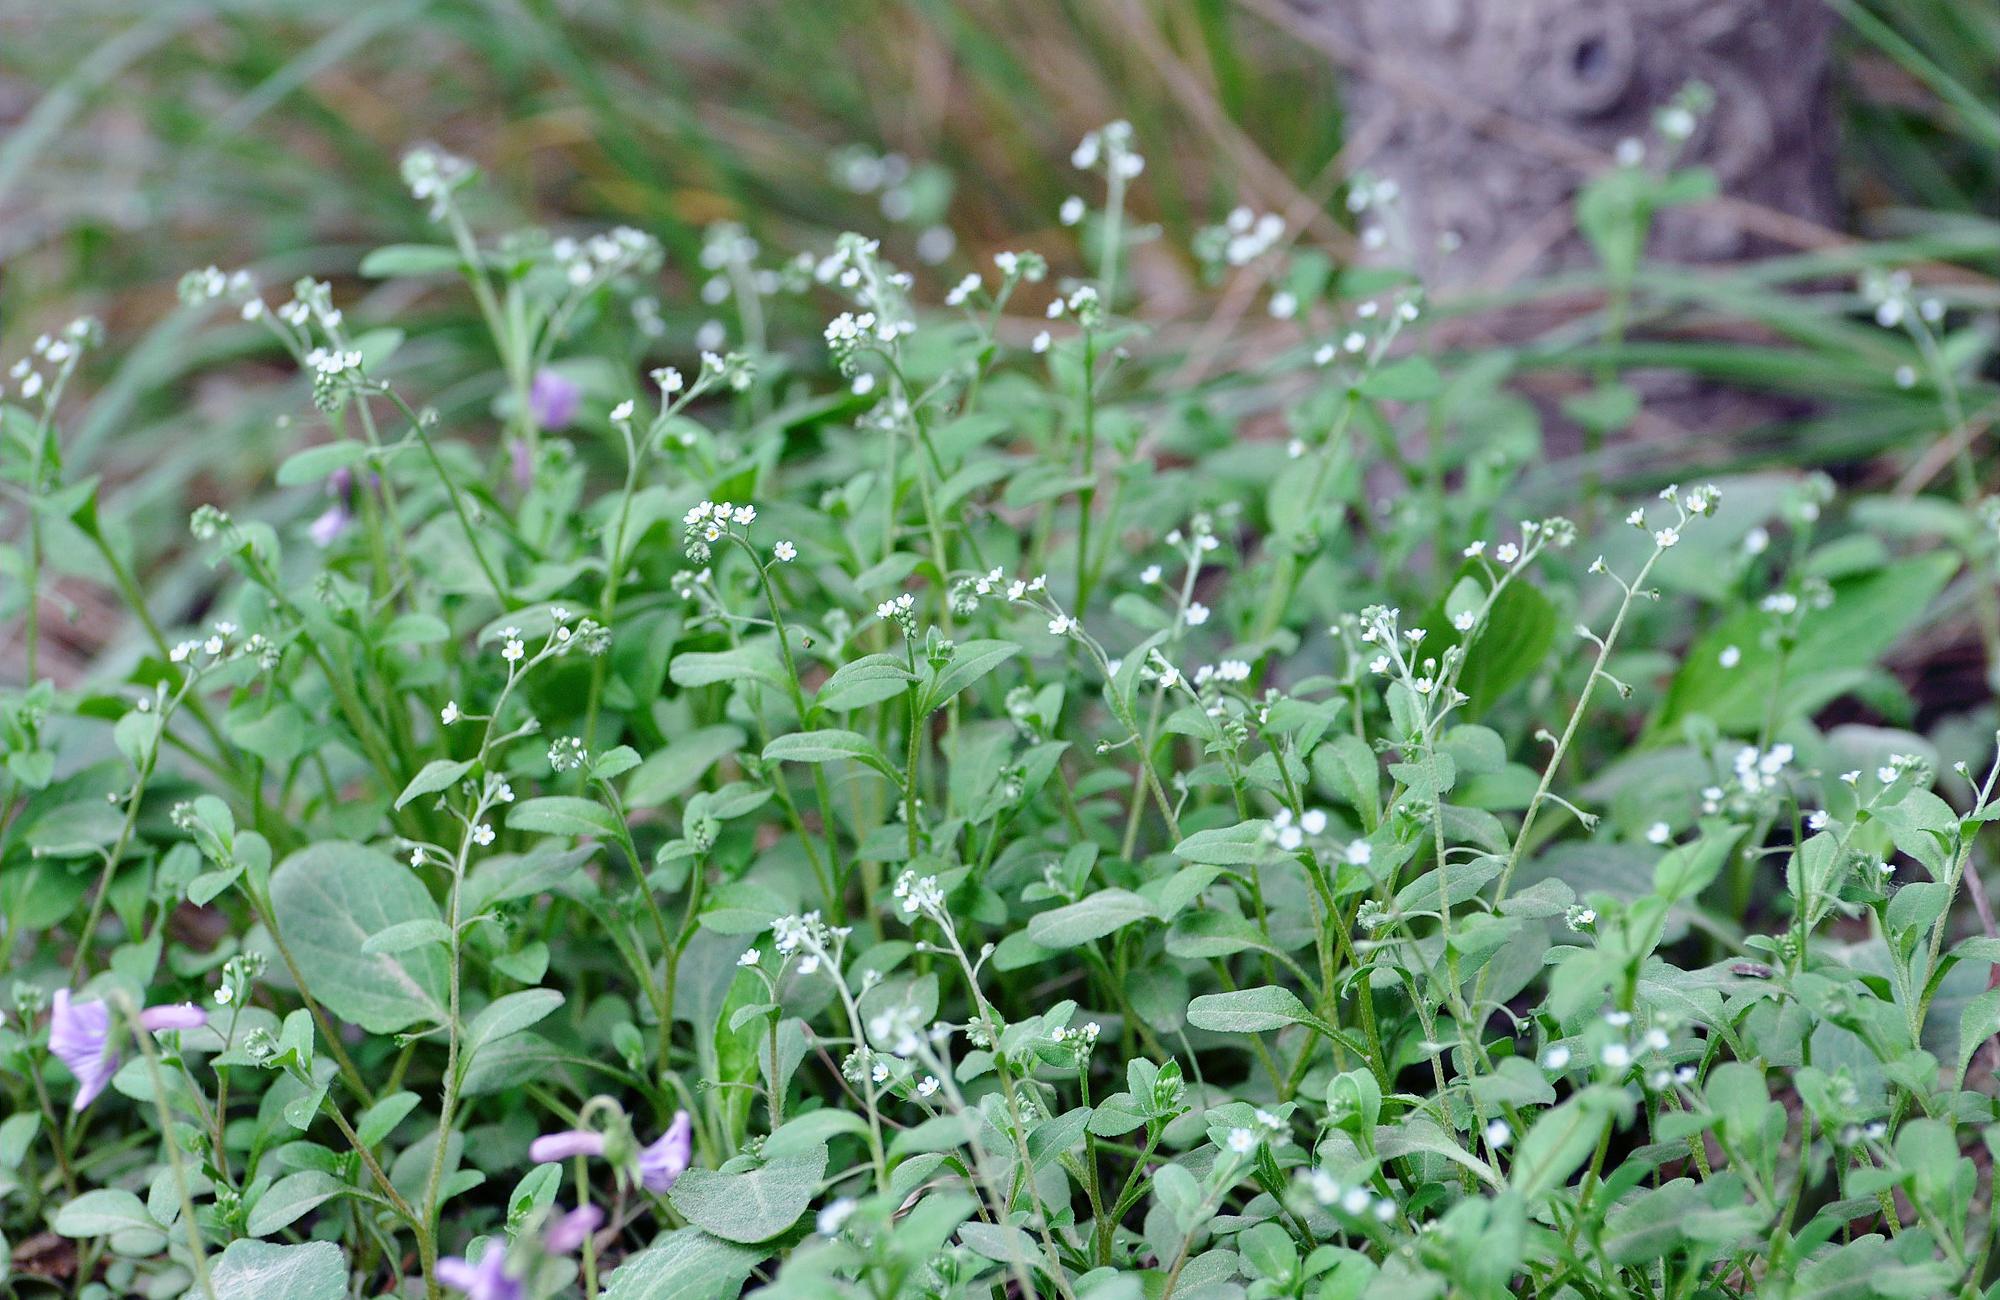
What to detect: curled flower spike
<box><xmin>437</xmin><ymin>1245</ymin><xmax>522</xmax><ymax>1300</ymax></box>
<box><xmin>49</xmin><ymin>991</ymin><xmax>208</xmax><ymax>1110</ymax></box>
<box><xmin>529</xmin><ymin>368</ymin><xmax>581</xmax><ymax>431</ymax></box>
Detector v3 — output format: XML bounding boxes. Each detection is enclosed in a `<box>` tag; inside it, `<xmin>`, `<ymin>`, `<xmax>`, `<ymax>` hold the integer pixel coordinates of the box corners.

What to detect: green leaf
<box><xmin>247</xmin><ymin>1170</ymin><xmax>347</xmax><ymax>1237</ymax></box>
<box><xmin>360</xmin><ymin>918</ymin><xmax>452</xmax><ymax>955</ymax></box>
<box><xmin>466</xmin><ymin>988</ymin><xmax>565</xmax><ymax>1065</ymax></box>
<box><xmin>355</xmin><ymin>1091</ymin><xmax>421</xmax><ymax>1148</ymax></box>
<box><xmin>923</xmin><ymin>639</ymin><xmax>1020</xmax><ymax>713</ymax></box>
<box><xmin>358</xmin><ymin>243</ymin><xmax>463</xmax><ymax>277</ymax></box>
<box><xmin>275</xmin><ymin>439</ymin><xmax>367</xmax><ymax>487</ymax></box>
<box><xmin>814</xmin><ymin>654</ymin><xmax>918</xmax><ymax>713</ymax></box>
<box><xmin>210</xmin><ymin>1240</ymin><xmax>348</xmax><ymax>1300</ymax></box>
<box><xmin>669</xmin><ymin>647</ymin><xmax>784</xmax><ymax>691</ymax></box>
<box><xmin>1655</xmin><ymin>552</ymin><xmax>1957</xmax><ymax>734</ymax></box>
<box><xmin>395</xmin><ymin>759</ymin><xmax>473</xmax><ymax>810</ymax></box>
<box><xmin>53</xmin><ymin>1189</ymin><xmax>164</xmax><ymax>1251</ymax></box>
<box><xmin>1359</xmin><ymin>356</ymin><xmax>1442</xmax><ymax>402</ymax></box>
<box><xmin>1509</xmin><ymin>1087</ymin><xmax>1621</xmax><ymax>1205</ymax></box>
<box><xmin>600</xmin><ymin>1229</ymin><xmax>764</xmax><ymax>1300</ymax></box>
<box><xmin>506</xmin><ymin>796</ymin><xmax>623</xmax><ymax>840</ymax></box>
<box><xmin>1187</xmin><ymin>987</ymin><xmax>1327</xmax><ymax>1036</ymax></box>
<box><xmin>667</xmin><ymin>1147</ymin><xmax>828</xmax><ymax>1243</ymax></box>
<box><xmin>1027</xmin><ymin>889</ymin><xmax>1152</xmax><ymax>948</ymax></box>
<box><xmin>762</xmin><ymin>730</ymin><xmax>897</xmax><ymax>781</ymax></box>
<box><xmin>268</xmin><ymin>842</ymin><xmax>447</xmax><ymax>1034</ymax></box>
<box><xmin>624</xmin><ymin>726</ymin><xmax>747</xmax><ymax>808</ymax></box>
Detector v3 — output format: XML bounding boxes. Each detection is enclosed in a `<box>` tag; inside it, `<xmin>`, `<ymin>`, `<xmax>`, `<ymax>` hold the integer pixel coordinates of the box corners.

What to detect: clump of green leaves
<box><xmin>4</xmin><ymin>120</ymin><xmax>2000</xmax><ymax>1300</ymax></box>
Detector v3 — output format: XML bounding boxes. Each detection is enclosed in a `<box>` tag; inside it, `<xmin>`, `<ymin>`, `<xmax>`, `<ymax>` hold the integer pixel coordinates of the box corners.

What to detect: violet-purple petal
<box><xmin>637</xmin><ymin>1109</ymin><xmax>693</xmax><ymax>1193</ymax></box>
<box><xmin>544</xmin><ymin>1201</ymin><xmax>604</xmax><ymax>1254</ymax></box>
<box><xmin>139</xmin><ymin>1003</ymin><xmax>208</xmax><ymax>1032</ymax></box>
<box><xmin>529</xmin><ymin>368</ymin><xmax>581</xmax><ymax>431</ymax></box>
<box><xmin>309</xmin><ymin>502</ymin><xmax>352</xmax><ymax>548</ymax></box>
<box><xmin>529</xmin><ymin>1129</ymin><xmax>607</xmax><ymax>1164</ymax></box>
<box><xmin>48</xmin><ymin>990</ymin><xmax>117</xmax><ymax>1111</ymax></box>
<box><xmin>436</xmin><ymin>1246</ymin><xmax>523</xmax><ymax>1300</ymax></box>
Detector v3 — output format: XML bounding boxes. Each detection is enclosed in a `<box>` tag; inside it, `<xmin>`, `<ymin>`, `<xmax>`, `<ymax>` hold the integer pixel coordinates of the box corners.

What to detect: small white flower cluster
<box><xmin>1071</xmin><ymin>120</ymin><xmax>1144</xmax><ymax>180</ymax></box>
<box><xmin>1305</xmin><ymin>1169</ymin><xmax>1399</xmax><ymax>1223</ymax></box>
<box><xmin>1263</xmin><ymin>806</ymin><xmax>1330</xmax><ymax>852</ymax></box>
<box><xmin>1861</xmin><ymin>268</ymin><xmax>1945</xmax><ymax>333</ymax></box>
<box><xmin>550</xmin><ymin>227</ymin><xmax>663</xmax><ymax>290</ymax></box>
<box><xmin>400</xmin><ymin>145</ymin><xmax>475</xmax><ymax>221</ymax></box>
<box><xmin>1195</xmin><ymin>206</ymin><xmax>1286</xmax><ymax>271</ymax></box>
<box><xmin>168</xmin><ymin>621</ymin><xmax>245</xmax><ymax>668</ymax></box>
<box><xmin>823</xmin><ymin>310</ymin><xmax>908</xmax><ymax>376</ymax></box>
<box><xmin>892</xmin><ymin>869</ymin><xmax>947</xmax><ymax>922</ymax></box>
<box><xmin>1564</xmin><ymin>904</ymin><xmax>1597</xmax><ymax>931</ymax></box>
<box><xmin>7</xmin><ymin>318</ymin><xmax>100</xmax><ymax>406</ymax></box>
<box><xmin>1700</xmin><ymin>742</ymin><xmax>1796</xmax><ymax>814</ymax></box>
<box><xmin>875</xmin><ymin>591</ymin><xmax>918</xmax><ymax>639</ymax></box>
<box><xmin>769</xmin><ymin>910</ymin><xmax>852</xmax><ymax>980</ymax></box>
<box><xmin>549</xmin><ymin>736</ymin><xmax>589</xmax><ymax>773</ymax></box>
<box><xmin>1585</xmin><ymin>1012</ymin><xmax>1688</xmax><ymax>1086</ymax></box>
<box><xmin>1044</xmin><ymin>283</ymin><xmax>1104</xmax><ymax>330</ymax></box>
<box><xmin>682</xmin><ymin>499</ymin><xmax>756</xmax><ymax>562</ymax></box>
<box><xmin>993</xmin><ymin>249</ymin><xmax>1048</xmax><ymax>286</ymax></box>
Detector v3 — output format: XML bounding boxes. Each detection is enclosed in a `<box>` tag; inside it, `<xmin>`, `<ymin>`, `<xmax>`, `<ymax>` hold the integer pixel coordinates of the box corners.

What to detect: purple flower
<box><xmin>544</xmin><ymin>1202</ymin><xmax>603</xmax><ymax>1254</ymax></box>
<box><xmin>529</xmin><ymin>369</ymin><xmax>580</xmax><ymax>431</ymax></box>
<box><xmin>48</xmin><ymin>991</ymin><xmax>115</xmax><ymax>1110</ymax></box>
<box><xmin>47</xmin><ymin>993</ymin><xmax>208</xmax><ymax>1110</ymax></box>
<box><xmin>637</xmin><ymin>1110</ymin><xmax>693</xmax><ymax>1193</ymax></box>
<box><xmin>529</xmin><ymin>1129</ymin><xmax>607</xmax><ymax>1164</ymax></box>
<box><xmin>138</xmin><ymin>1004</ymin><xmax>208</xmax><ymax>1032</ymax></box>
<box><xmin>437</xmin><ymin>1244</ymin><xmax>522</xmax><ymax>1300</ymax></box>
<box><xmin>310</xmin><ymin>467</ymin><xmax>355</xmax><ymax>548</ymax></box>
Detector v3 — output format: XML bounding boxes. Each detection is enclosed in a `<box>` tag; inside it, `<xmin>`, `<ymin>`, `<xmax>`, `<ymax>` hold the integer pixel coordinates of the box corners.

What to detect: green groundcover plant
<box><xmin>5</xmin><ymin>116</ymin><xmax>2000</xmax><ymax>1300</ymax></box>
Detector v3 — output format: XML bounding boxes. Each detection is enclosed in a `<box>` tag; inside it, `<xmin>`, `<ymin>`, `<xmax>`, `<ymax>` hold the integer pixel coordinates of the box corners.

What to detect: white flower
<box><xmin>610</xmin><ymin>399</ymin><xmax>635</xmax><ymax>423</ymax></box>
<box><xmin>816</xmin><ymin>1198</ymin><xmax>858</xmax><ymax>1236</ymax></box>
<box><xmin>1183</xmin><ymin>601</ymin><xmax>1210</xmax><ymax>626</ymax></box>
<box><xmin>1601</xmin><ymin>1042</ymin><xmax>1632</xmax><ymax>1069</ymax></box>
<box><xmin>1654</xmin><ymin>527</ymin><xmax>1680</xmax><ymax>548</ymax></box>
<box><xmin>1483</xmin><ymin>1120</ymin><xmax>1510</xmax><ymax>1148</ymax></box>
<box><xmin>1345</xmin><ymin>841</ymin><xmax>1372</xmax><ymax>867</ymax></box>
<box><xmin>1226</xmin><ymin>1127</ymin><xmax>1257</xmax><ymax>1155</ymax></box>
<box><xmin>1048</xmin><ymin>615</ymin><xmax>1074</xmax><ymax>636</ymax></box>
<box><xmin>1806</xmin><ymin>810</ymin><xmax>1829</xmax><ymax>832</ymax></box>
<box><xmin>1300</xmin><ymin>809</ymin><xmax>1327</xmax><ymax>835</ymax></box>
<box><xmin>774</xmin><ymin>540</ymin><xmax>796</xmax><ymax>562</ymax></box>
<box><xmin>1718</xmin><ymin>645</ymin><xmax>1741</xmax><ymax>668</ymax></box>
<box><xmin>1495</xmin><ymin>542</ymin><xmax>1519</xmax><ymax>564</ymax></box>
<box><xmin>1543</xmin><ymin>1046</ymin><xmax>1571</xmax><ymax>1070</ymax></box>
<box><xmin>1645</xmin><ymin>821</ymin><xmax>1670</xmax><ymax>845</ymax></box>
<box><xmin>214</xmin><ymin>984</ymin><xmax>234</xmax><ymax>1006</ymax></box>
<box><xmin>1031</xmin><ymin>330</ymin><xmax>1051</xmax><ymax>353</ymax></box>
<box><xmin>916</xmin><ymin>1075</ymin><xmax>940</xmax><ymax>1098</ymax></box>
<box><xmin>502</xmin><ymin>638</ymin><xmax>525</xmax><ymax>663</ymax></box>
<box><xmin>738</xmin><ymin>948</ymin><xmax>760</xmax><ymax>967</ymax></box>
<box><xmin>441</xmin><ymin>700</ymin><xmax>460</xmax><ymax>725</ymax></box>
<box><xmin>1452</xmin><ymin>610</ymin><xmax>1477</xmax><ymax>632</ymax></box>
<box><xmin>472</xmin><ymin>823</ymin><xmax>494</xmax><ymax>847</ymax></box>
<box><xmin>1059</xmin><ymin>195</ymin><xmax>1085</xmax><ymax>226</ymax></box>
<box><xmin>1341</xmin><ymin>1186</ymin><xmax>1371</xmax><ymax>1216</ymax></box>
<box><xmin>1463</xmin><ymin>540</ymin><xmax>1485</xmax><ymax>558</ymax></box>
<box><xmin>1139</xmin><ymin>564</ymin><xmax>1161</xmax><ymax>585</ymax></box>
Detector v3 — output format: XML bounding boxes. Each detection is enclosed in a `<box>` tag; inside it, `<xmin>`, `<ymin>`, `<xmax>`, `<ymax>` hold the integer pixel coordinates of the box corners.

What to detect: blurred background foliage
<box><xmin>0</xmin><ymin>0</ymin><xmax>1995</xmax><ymax>682</ymax></box>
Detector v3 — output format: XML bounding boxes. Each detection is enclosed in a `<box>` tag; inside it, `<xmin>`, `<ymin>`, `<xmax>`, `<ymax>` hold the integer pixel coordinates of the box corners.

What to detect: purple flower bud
<box><xmin>543</xmin><ymin>1202</ymin><xmax>603</xmax><ymax>1254</ymax></box>
<box><xmin>529</xmin><ymin>1129</ymin><xmax>607</xmax><ymax>1164</ymax></box>
<box><xmin>48</xmin><ymin>991</ymin><xmax>116</xmax><ymax>1110</ymax></box>
<box><xmin>308</xmin><ymin>503</ymin><xmax>353</xmax><ymax>547</ymax></box>
<box><xmin>437</xmin><ymin>1245</ymin><xmax>523</xmax><ymax>1300</ymax></box>
<box><xmin>529</xmin><ymin>369</ymin><xmax>581</xmax><ymax>431</ymax></box>
<box><xmin>138</xmin><ymin>1004</ymin><xmax>208</xmax><ymax>1032</ymax></box>
<box><xmin>637</xmin><ymin>1110</ymin><xmax>693</xmax><ymax>1193</ymax></box>
<box><xmin>508</xmin><ymin>438</ymin><xmax>533</xmax><ymax>492</ymax></box>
